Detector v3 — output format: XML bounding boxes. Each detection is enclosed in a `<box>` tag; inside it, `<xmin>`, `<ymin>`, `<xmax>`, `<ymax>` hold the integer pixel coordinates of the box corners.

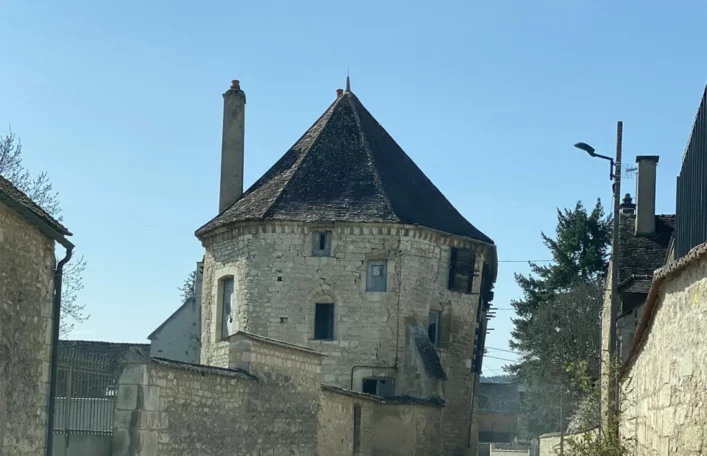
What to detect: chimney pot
<box><xmin>620</xmin><ymin>193</ymin><xmax>636</xmax><ymax>215</ymax></box>
<box><xmin>231</xmin><ymin>80</ymin><xmax>240</xmax><ymax>90</ymax></box>
<box><xmin>336</xmin><ymin>88</ymin><xmax>344</xmax><ymax>98</ymax></box>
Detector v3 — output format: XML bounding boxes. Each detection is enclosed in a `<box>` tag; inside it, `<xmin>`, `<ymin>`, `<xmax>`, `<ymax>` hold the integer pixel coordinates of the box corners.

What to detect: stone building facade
<box><xmin>192</xmin><ymin>80</ymin><xmax>498</xmax><ymax>455</ymax></box>
<box><xmin>0</xmin><ymin>175</ymin><xmax>73</xmax><ymax>455</ymax></box>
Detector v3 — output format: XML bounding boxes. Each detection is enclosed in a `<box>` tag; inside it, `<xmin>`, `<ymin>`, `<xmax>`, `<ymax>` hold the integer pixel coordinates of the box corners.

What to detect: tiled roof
<box><xmin>618</xmin><ymin>213</ymin><xmax>674</xmax><ymax>292</ymax></box>
<box><xmin>59</xmin><ymin>340</ymin><xmax>150</xmax><ymax>371</ymax></box>
<box><xmin>0</xmin><ymin>175</ymin><xmax>71</xmax><ymax>236</ymax></box>
<box><xmin>477</xmin><ymin>383</ymin><xmax>521</xmax><ymax>414</ymax></box>
<box><xmin>196</xmin><ymin>91</ymin><xmax>493</xmax><ymax>244</ymax></box>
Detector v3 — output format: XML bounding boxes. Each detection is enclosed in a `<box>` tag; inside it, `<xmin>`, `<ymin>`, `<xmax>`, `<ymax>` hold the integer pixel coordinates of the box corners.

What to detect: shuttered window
<box><xmin>448</xmin><ymin>248</ymin><xmax>476</xmax><ymax>294</ymax></box>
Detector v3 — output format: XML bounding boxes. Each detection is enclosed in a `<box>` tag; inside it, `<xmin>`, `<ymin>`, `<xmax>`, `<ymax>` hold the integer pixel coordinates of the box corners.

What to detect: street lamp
<box><xmin>574</xmin><ymin>121</ymin><xmax>623</xmax><ymax>432</ymax></box>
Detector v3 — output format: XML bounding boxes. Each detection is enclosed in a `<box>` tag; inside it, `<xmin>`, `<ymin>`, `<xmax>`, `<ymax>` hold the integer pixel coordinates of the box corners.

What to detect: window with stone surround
<box><xmin>314</xmin><ymin>303</ymin><xmax>335</xmax><ymax>340</ymax></box>
<box><xmin>366</xmin><ymin>260</ymin><xmax>388</xmax><ymax>292</ymax></box>
<box><xmin>448</xmin><ymin>248</ymin><xmax>476</xmax><ymax>294</ymax></box>
<box><xmin>312</xmin><ymin>231</ymin><xmax>332</xmax><ymax>257</ymax></box>
<box><xmin>219</xmin><ymin>276</ymin><xmax>235</xmax><ymax>339</ymax></box>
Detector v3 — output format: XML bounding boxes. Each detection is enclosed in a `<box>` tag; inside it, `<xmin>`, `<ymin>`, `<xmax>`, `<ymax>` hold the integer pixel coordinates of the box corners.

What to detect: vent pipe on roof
<box><xmin>635</xmin><ymin>156</ymin><xmax>659</xmax><ymax>236</ymax></box>
<box><xmin>219</xmin><ymin>80</ymin><xmax>246</xmax><ymax>213</ymax></box>
<box><xmin>620</xmin><ymin>193</ymin><xmax>636</xmax><ymax>215</ymax></box>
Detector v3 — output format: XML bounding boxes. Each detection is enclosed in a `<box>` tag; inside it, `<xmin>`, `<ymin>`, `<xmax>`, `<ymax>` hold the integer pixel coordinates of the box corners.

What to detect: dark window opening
<box><xmin>353</xmin><ymin>404</ymin><xmax>361</xmax><ymax>454</ymax></box>
<box><xmin>448</xmin><ymin>248</ymin><xmax>476</xmax><ymax>294</ymax></box>
<box><xmin>366</xmin><ymin>261</ymin><xmax>388</xmax><ymax>292</ymax></box>
<box><xmin>312</xmin><ymin>231</ymin><xmax>332</xmax><ymax>257</ymax></box>
<box><xmin>314</xmin><ymin>303</ymin><xmax>335</xmax><ymax>340</ymax></box>
<box><xmin>361</xmin><ymin>377</ymin><xmax>395</xmax><ymax>397</ymax></box>
<box><xmin>428</xmin><ymin>311</ymin><xmax>441</xmax><ymax>346</ymax></box>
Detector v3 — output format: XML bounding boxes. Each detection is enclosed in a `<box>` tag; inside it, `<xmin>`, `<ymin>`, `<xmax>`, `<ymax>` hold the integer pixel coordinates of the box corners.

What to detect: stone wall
<box><xmin>0</xmin><ymin>200</ymin><xmax>56</xmax><ymax>455</ymax></box>
<box><xmin>199</xmin><ymin>221</ymin><xmax>494</xmax><ymax>454</ymax></box>
<box><xmin>620</xmin><ymin>254</ymin><xmax>707</xmax><ymax>454</ymax></box>
<box><xmin>318</xmin><ymin>385</ymin><xmax>443</xmax><ymax>456</ymax></box>
<box><xmin>113</xmin><ymin>354</ymin><xmax>320</xmax><ymax>455</ymax></box>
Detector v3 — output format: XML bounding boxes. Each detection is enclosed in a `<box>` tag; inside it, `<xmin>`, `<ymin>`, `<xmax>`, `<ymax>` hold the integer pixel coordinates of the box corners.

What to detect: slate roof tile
<box><xmin>196</xmin><ymin>91</ymin><xmax>492</xmax><ymax>244</ymax></box>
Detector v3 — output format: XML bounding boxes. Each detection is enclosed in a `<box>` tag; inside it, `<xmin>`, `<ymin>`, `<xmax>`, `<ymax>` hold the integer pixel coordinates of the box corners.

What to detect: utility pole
<box><xmin>559</xmin><ymin>385</ymin><xmax>564</xmax><ymax>456</ymax></box>
<box><xmin>574</xmin><ymin>121</ymin><xmax>623</xmax><ymax>427</ymax></box>
<box><xmin>609</xmin><ymin>121</ymin><xmax>622</xmax><ymax>427</ymax></box>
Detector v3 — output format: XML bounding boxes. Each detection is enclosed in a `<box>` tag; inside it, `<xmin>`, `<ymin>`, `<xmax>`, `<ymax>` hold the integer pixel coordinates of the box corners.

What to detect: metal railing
<box><xmin>676</xmin><ymin>87</ymin><xmax>707</xmax><ymax>259</ymax></box>
<box><xmin>53</xmin><ymin>346</ymin><xmax>117</xmax><ymax>436</ymax></box>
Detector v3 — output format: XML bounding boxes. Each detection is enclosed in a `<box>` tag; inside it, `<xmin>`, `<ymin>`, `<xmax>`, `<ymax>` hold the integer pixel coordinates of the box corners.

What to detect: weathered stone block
<box><xmin>117</xmin><ymin>385</ymin><xmax>139</xmax><ymax>411</ymax></box>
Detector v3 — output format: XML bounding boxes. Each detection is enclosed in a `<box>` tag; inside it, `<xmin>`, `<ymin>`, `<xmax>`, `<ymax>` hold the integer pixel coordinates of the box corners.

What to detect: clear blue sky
<box><xmin>2</xmin><ymin>0</ymin><xmax>706</xmax><ymax>376</ymax></box>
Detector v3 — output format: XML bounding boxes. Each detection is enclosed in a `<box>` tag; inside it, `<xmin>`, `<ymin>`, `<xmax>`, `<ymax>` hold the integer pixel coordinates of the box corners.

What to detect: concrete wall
<box><xmin>620</xmin><ymin>254</ymin><xmax>707</xmax><ymax>454</ymax></box>
<box><xmin>538</xmin><ymin>431</ymin><xmax>593</xmax><ymax>456</ymax></box>
<box><xmin>488</xmin><ymin>444</ymin><xmax>530</xmax><ymax>456</ymax></box>
<box><xmin>149</xmin><ymin>296</ymin><xmax>201</xmax><ymax>363</ymax></box>
<box><xmin>53</xmin><ymin>433</ymin><xmax>112</xmax><ymax>456</ymax></box>
<box><xmin>0</xmin><ymin>200</ymin><xmax>56</xmax><ymax>455</ymax></box>
<box><xmin>199</xmin><ymin>220</ymin><xmax>495</xmax><ymax>454</ymax></box>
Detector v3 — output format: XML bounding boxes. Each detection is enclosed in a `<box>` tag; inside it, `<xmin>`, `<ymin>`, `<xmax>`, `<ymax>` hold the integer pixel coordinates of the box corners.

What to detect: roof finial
<box><xmin>346</xmin><ymin>69</ymin><xmax>351</xmax><ymax>92</ymax></box>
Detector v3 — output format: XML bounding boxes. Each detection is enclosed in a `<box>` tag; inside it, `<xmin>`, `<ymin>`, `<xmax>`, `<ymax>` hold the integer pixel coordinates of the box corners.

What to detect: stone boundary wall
<box><xmin>112</xmin><ymin>353</ymin><xmax>319</xmax><ymax>456</ymax></box>
<box><xmin>620</xmin><ymin>251</ymin><xmax>707</xmax><ymax>454</ymax></box>
<box><xmin>318</xmin><ymin>385</ymin><xmax>443</xmax><ymax>456</ymax></box>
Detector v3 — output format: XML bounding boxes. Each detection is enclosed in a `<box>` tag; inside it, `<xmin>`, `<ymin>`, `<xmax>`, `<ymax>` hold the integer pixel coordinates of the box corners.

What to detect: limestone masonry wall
<box><xmin>113</xmin><ymin>358</ymin><xmax>319</xmax><ymax>456</ymax></box>
<box><xmin>0</xmin><ymin>200</ymin><xmax>56</xmax><ymax>456</ymax></box>
<box><xmin>620</xmin><ymin>255</ymin><xmax>707</xmax><ymax>455</ymax></box>
<box><xmin>199</xmin><ymin>221</ymin><xmax>493</xmax><ymax>455</ymax></box>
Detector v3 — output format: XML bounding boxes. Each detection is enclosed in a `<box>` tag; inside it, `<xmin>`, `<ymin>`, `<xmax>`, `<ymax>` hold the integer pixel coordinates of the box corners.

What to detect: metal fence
<box><xmin>676</xmin><ymin>86</ymin><xmax>707</xmax><ymax>259</ymax></box>
<box><xmin>53</xmin><ymin>345</ymin><xmax>118</xmax><ymax>436</ymax></box>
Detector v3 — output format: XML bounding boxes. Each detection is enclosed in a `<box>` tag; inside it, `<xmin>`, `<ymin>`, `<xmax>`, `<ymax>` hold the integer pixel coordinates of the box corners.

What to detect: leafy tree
<box><xmin>509</xmin><ymin>201</ymin><xmax>611</xmax><ymax>437</ymax></box>
<box><xmin>0</xmin><ymin>129</ymin><xmax>88</xmax><ymax>336</ymax></box>
<box><xmin>178</xmin><ymin>270</ymin><xmax>197</xmax><ymax>304</ymax></box>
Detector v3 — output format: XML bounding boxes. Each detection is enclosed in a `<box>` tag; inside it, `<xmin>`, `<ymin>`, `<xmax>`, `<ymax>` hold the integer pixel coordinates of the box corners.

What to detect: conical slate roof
<box><xmin>196</xmin><ymin>90</ymin><xmax>493</xmax><ymax>244</ymax></box>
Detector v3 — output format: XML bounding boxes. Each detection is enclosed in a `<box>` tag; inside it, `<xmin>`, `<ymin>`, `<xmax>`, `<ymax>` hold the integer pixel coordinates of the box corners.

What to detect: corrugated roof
<box><xmin>196</xmin><ymin>90</ymin><xmax>493</xmax><ymax>244</ymax></box>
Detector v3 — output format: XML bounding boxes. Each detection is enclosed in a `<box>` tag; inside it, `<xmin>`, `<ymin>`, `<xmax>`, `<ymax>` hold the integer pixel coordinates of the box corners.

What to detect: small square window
<box><xmin>366</xmin><ymin>261</ymin><xmax>387</xmax><ymax>292</ymax></box>
<box><xmin>314</xmin><ymin>303</ymin><xmax>335</xmax><ymax>340</ymax></box>
<box><xmin>428</xmin><ymin>311</ymin><xmax>441</xmax><ymax>346</ymax></box>
<box><xmin>448</xmin><ymin>248</ymin><xmax>476</xmax><ymax>294</ymax></box>
<box><xmin>312</xmin><ymin>231</ymin><xmax>332</xmax><ymax>257</ymax></box>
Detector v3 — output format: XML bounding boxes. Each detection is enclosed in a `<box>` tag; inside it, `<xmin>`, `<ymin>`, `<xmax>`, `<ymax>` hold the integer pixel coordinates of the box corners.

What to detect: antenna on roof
<box><xmin>346</xmin><ymin>69</ymin><xmax>351</xmax><ymax>92</ymax></box>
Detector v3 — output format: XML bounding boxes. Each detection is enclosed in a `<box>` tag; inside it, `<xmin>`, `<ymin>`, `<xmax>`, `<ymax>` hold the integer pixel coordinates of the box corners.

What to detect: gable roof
<box><xmin>0</xmin><ymin>174</ymin><xmax>71</xmax><ymax>240</ymax></box>
<box><xmin>196</xmin><ymin>90</ymin><xmax>493</xmax><ymax>244</ymax></box>
<box><xmin>477</xmin><ymin>382</ymin><xmax>521</xmax><ymax>414</ymax></box>
<box><xmin>618</xmin><ymin>213</ymin><xmax>674</xmax><ymax>293</ymax></box>
<box><xmin>147</xmin><ymin>296</ymin><xmax>196</xmax><ymax>340</ymax></box>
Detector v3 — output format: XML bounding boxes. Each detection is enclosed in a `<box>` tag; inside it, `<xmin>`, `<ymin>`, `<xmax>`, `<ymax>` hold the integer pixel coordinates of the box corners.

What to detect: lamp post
<box><xmin>574</xmin><ymin>121</ymin><xmax>623</xmax><ymax>428</ymax></box>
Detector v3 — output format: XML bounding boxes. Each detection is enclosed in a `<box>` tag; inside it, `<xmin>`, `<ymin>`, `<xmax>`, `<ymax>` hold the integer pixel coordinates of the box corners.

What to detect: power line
<box><xmin>498</xmin><ymin>259</ymin><xmax>553</xmax><ymax>263</ymax></box>
<box><xmin>486</xmin><ymin>346</ymin><xmax>520</xmax><ymax>354</ymax></box>
<box><xmin>484</xmin><ymin>354</ymin><xmax>518</xmax><ymax>363</ymax></box>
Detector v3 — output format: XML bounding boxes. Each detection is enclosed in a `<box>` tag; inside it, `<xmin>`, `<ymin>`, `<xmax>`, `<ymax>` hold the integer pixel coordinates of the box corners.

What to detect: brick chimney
<box><xmin>219</xmin><ymin>80</ymin><xmax>246</xmax><ymax>213</ymax></box>
<box><xmin>634</xmin><ymin>156</ymin><xmax>659</xmax><ymax>236</ymax></box>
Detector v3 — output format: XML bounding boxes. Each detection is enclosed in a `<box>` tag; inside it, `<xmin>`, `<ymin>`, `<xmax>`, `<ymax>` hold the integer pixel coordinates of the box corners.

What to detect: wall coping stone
<box><xmin>228</xmin><ymin>331</ymin><xmax>326</xmax><ymax>357</ymax></box>
<box><xmin>322</xmin><ymin>384</ymin><xmax>445</xmax><ymax>407</ymax></box>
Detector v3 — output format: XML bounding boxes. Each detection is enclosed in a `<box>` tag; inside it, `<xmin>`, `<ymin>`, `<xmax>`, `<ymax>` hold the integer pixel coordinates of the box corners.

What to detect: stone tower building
<box><xmin>195</xmin><ymin>79</ymin><xmax>497</xmax><ymax>455</ymax></box>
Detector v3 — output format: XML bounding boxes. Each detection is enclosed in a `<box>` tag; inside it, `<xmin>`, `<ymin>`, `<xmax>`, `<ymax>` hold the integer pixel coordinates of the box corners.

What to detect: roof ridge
<box><xmin>345</xmin><ymin>93</ymin><xmax>398</xmax><ymax>221</ymax></box>
<box><xmin>261</xmin><ymin>97</ymin><xmax>343</xmax><ymax>219</ymax></box>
